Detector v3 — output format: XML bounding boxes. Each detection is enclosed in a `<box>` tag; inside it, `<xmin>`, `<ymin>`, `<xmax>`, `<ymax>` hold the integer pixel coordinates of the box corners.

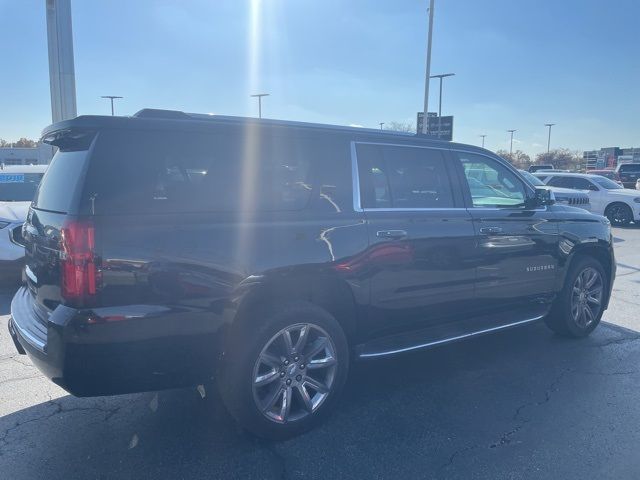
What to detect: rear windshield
<box><xmin>33</xmin><ymin>150</ymin><xmax>89</xmax><ymax>213</ymax></box>
<box><xmin>0</xmin><ymin>173</ymin><xmax>44</xmax><ymax>202</ymax></box>
<box><xmin>84</xmin><ymin>129</ymin><xmax>314</xmax><ymax>215</ymax></box>
<box><xmin>618</xmin><ymin>164</ymin><xmax>640</xmax><ymax>173</ymax></box>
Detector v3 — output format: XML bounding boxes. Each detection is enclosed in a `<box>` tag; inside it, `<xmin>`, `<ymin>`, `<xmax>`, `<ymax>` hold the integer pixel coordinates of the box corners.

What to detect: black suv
<box><xmin>616</xmin><ymin>163</ymin><xmax>640</xmax><ymax>189</ymax></box>
<box><xmin>9</xmin><ymin>110</ymin><xmax>616</xmax><ymax>439</ymax></box>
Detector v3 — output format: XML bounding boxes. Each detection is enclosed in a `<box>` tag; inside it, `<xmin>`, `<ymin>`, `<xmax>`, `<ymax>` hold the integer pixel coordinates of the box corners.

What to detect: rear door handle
<box><xmin>479</xmin><ymin>226</ymin><xmax>503</xmax><ymax>235</ymax></box>
<box><xmin>376</xmin><ymin>230</ymin><xmax>408</xmax><ymax>239</ymax></box>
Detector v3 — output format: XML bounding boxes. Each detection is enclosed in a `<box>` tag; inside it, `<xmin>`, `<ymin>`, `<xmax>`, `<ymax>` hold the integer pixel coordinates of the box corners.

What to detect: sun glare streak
<box><xmin>235</xmin><ymin>0</ymin><xmax>263</xmax><ymax>268</ymax></box>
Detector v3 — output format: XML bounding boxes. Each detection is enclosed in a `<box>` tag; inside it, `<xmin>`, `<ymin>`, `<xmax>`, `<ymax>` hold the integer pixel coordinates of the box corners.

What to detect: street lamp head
<box><xmin>544</xmin><ymin>123</ymin><xmax>555</xmax><ymax>127</ymax></box>
<box><xmin>250</xmin><ymin>93</ymin><xmax>270</xmax><ymax>98</ymax></box>
<box><xmin>101</xmin><ymin>95</ymin><xmax>123</xmax><ymax>99</ymax></box>
<box><xmin>429</xmin><ymin>73</ymin><xmax>455</xmax><ymax>79</ymax></box>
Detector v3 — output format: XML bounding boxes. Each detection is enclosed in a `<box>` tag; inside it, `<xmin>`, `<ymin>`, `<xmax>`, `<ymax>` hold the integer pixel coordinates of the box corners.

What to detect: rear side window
<box><xmin>357</xmin><ymin>144</ymin><xmax>454</xmax><ymax>209</ymax></box>
<box><xmin>547</xmin><ymin>176</ymin><xmax>594</xmax><ymax>190</ymax></box>
<box><xmin>84</xmin><ymin>129</ymin><xmax>314</xmax><ymax>214</ymax></box>
<box><xmin>618</xmin><ymin>164</ymin><xmax>640</xmax><ymax>173</ymax></box>
<box><xmin>33</xmin><ymin>151</ymin><xmax>89</xmax><ymax>213</ymax></box>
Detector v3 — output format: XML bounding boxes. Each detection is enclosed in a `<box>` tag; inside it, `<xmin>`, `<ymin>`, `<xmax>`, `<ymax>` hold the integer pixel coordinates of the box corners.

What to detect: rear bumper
<box><xmin>9</xmin><ymin>287</ymin><xmax>221</xmax><ymax>396</ymax></box>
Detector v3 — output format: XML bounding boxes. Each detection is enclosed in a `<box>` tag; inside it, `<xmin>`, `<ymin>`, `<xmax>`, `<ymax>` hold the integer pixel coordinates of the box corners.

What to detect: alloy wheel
<box><xmin>570</xmin><ymin>267</ymin><xmax>604</xmax><ymax>329</ymax></box>
<box><xmin>252</xmin><ymin>323</ymin><xmax>338</xmax><ymax>423</ymax></box>
<box><xmin>607</xmin><ymin>204</ymin><xmax>631</xmax><ymax>225</ymax></box>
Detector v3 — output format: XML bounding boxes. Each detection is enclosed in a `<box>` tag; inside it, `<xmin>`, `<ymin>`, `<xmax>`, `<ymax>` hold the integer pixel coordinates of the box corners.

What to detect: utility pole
<box><xmin>479</xmin><ymin>134</ymin><xmax>487</xmax><ymax>148</ymax></box>
<box><xmin>430</xmin><ymin>73</ymin><xmax>455</xmax><ymax>138</ymax></box>
<box><xmin>507</xmin><ymin>129</ymin><xmax>516</xmax><ymax>155</ymax></box>
<box><xmin>544</xmin><ymin>123</ymin><xmax>555</xmax><ymax>153</ymax></box>
<box><xmin>421</xmin><ymin>0</ymin><xmax>435</xmax><ymax>135</ymax></box>
<box><xmin>101</xmin><ymin>95</ymin><xmax>123</xmax><ymax>116</ymax></box>
<box><xmin>250</xmin><ymin>93</ymin><xmax>269</xmax><ymax>119</ymax></box>
<box><xmin>46</xmin><ymin>0</ymin><xmax>77</xmax><ymax>123</ymax></box>
<box><xmin>379</xmin><ymin>122</ymin><xmax>385</xmax><ymax>130</ymax></box>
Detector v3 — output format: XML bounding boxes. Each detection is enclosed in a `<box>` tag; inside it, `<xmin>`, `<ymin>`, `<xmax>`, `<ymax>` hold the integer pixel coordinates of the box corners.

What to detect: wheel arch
<box><xmin>563</xmin><ymin>244</ymin><xmax>614</xmax><ymax>308</ymax></box>
<box><xmin>227</xmin><ymin>269</ymin><xmax>360</xmax><ymax>347</ymax></box>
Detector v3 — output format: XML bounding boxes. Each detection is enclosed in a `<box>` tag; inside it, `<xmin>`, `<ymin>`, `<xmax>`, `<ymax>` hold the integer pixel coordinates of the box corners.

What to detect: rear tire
<box><xmin>605</xmin><ymin>202</ymin><xmax>633</xmax><ymax>226</ymax></box>
<box><xmin>544</xmin><ymin>256</ymin><xmax>607</xmax><ymax>337</ymax></box>
<box><xmin>217</xmin><ymin>302</ymin><xmax>349</xmax><ymax>440</ymax></box>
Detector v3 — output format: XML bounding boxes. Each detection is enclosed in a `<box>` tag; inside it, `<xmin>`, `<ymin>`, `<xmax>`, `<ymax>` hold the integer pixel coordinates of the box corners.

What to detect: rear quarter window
<box><xmin>33</xmin><ymin>150</ymin><xmax>89</xmax><ymax>213</ymax></box>
<box><xmin>83</xmin><ymin>129</ymin><xmax>315</xmax><ymax>215</ymax></box>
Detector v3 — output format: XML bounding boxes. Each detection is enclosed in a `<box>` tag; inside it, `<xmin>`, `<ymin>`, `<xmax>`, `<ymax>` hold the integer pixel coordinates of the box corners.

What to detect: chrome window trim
<box><xmin>350</xmin><ymin>141</ymin><xmax>539</xmax><ymax>213</ymax></box>
<box><xmin>350</xmin><ymin>140</ymin><xmax>457</xmax><ymax>213</ymax></box>
<box><xmin>358</xmin><ymin>315</ymin><xmax>544</xmax><ymax>359</ymax></box>
<box><xmin>350</xmin><ymin>141</ymin><xmax>363</xmax><ymax>212</ymax></box>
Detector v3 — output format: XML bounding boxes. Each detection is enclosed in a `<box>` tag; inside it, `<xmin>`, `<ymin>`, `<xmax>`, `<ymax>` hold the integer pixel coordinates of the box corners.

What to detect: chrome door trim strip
<box><xmin>358</xmin><ymin>315</ymin><xmax>544</xmax><ymax>359</ymax></box>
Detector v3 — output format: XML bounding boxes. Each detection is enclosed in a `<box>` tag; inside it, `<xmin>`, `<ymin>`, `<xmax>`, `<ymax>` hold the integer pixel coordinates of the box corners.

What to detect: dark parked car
<box><xmin>9</xmin><ymin>110</ymin><xmax>616</xmax><ymax>439</ymax></box>
<box><xmin>615</xmin><ymin>163</ymin><xmax>640</xmax><ymax>189</ymax></box>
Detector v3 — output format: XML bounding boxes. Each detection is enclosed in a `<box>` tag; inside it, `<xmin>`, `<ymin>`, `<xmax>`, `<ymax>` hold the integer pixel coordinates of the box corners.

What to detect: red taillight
<box><xmin>60</xmin><ymin>219</ymin><xmax>99</xmax><ymax>305</ymax></box>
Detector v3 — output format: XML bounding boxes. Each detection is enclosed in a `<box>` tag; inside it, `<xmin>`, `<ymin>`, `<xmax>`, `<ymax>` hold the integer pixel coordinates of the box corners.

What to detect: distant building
<box><xmin>583</xmin><ymin>146</ymin><xmax>640</xmax><ymax>170</ymax></box>
<box><xmin>0</xmin><ymin>144</ymin><xmax>54</xmax><ymax>166</ymax></box>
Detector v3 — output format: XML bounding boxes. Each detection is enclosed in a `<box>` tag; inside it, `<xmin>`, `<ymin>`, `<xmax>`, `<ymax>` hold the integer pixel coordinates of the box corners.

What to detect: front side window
<box><xmin>457</xmin><ymin>153</ymin><xmax>526</xmax><ymax>207</ymax></box>
<box><xmin>357</xmin><ymin>144</ymin><xmax>454</xmax><ymax>209</ymax></box>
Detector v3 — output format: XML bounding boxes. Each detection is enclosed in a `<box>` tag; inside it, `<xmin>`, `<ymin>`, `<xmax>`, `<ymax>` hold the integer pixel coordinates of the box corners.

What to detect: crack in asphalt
<box><xmin>0</xmin><ymin>399</ymin><xmax>122</xmax><ymax>456</ymax></box>
<box><xmin>588</xmin><ymin>336</ymin><xmax>640</xmax><ymax>349</ymax></box>
<box><xmin>440</xmin><ymin>367</ymin><xmax>572</xmax><ymax>471</ymax></box>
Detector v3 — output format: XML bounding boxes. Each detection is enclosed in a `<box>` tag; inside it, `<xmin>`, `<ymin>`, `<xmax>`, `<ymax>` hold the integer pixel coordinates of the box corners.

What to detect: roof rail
<box><xmin>133</xmin><ymin>109</ymin><xmax>190</xmax><ymax>119</ymax></box>
<box><xmin>132</xmin><ymin>108</ymin><xmax>419</xmax><ymax>137</ymax></box>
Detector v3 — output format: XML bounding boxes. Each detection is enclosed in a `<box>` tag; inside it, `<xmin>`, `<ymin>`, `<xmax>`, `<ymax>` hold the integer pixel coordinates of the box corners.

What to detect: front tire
<box><xmin>218</xmin><ymin>302</ymin><xmax>349</xmax><ymax>439</ymax></box>
<box><xmin>605</xmin><ymin>202</ymin><xmax>633</xmax><ymax>226</ymax></box>
<box><xmin>544</xmin><ymin>256</ymin><xmax>607</xmax><ymax>337</ymax></box>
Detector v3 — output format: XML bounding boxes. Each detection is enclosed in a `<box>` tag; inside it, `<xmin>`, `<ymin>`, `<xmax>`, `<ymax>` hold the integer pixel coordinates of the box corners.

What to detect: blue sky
<box><xmin>1</xmin><ymin>0</ymin><xmax>638</xmax><ymax>156</ymax></box>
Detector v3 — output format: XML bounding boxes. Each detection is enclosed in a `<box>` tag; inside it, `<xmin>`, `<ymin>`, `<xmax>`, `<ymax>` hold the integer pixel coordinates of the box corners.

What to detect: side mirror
<box><xmin>530</xmin><ymin>187</ymin><xmax>555</xmax><ymax>207</ymax></box>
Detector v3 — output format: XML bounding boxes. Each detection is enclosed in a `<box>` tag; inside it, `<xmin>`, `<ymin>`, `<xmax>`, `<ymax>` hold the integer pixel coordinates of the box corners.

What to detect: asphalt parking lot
<box><xmin>1</xmin><ymin>225</ymin><xmax>640</xmax><ymax>479</ymax></box>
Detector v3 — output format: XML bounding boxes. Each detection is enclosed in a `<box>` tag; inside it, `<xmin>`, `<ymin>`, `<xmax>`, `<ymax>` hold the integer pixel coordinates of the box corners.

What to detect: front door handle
<box><xmin>479</xmin><ymin>226</ymin><xmax>503</xmax><ymax>235</ymax></box>
<box><xmin>376</xmin><ymin>230</ymin><xmax>408</xmax><ymax>239</ymax></box>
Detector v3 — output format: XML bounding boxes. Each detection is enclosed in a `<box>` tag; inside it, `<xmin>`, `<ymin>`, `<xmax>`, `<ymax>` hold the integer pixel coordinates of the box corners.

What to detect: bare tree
<box><xmin>535</xmin><ymin>149</ymin><xmax>582</xmax><ymax>171</ymax></box>
<box><xmin>496</xmin><ymin>149</ymin><xmax>531</xmax><ymax>169</ymax></box>
<box><xmin>385</xmin><ymin>121</ymin><xmax>415</xmax><ymax>133</ymax></box>
<box><xmin>13</xmin><ymin>138</ymin><xmax>38</xmax><ymax>148</ymax></box>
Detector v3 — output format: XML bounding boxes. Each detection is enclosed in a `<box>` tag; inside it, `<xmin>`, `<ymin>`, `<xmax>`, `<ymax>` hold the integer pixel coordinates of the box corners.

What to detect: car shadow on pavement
<box><xmin>1</xmin><ymin>322</ymin><xmax>640</xmax><ymax>480</ymax></box>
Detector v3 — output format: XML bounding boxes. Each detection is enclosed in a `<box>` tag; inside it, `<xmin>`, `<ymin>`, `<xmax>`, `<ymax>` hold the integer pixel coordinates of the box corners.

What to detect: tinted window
<box><xmin>547</xmin><ymin>176</ymin><xmax>594</xmax><ymax>190</ymax></box>
<box><xmin>0</xmin><ymin>173</ymin><xmax>44</xmax><ymax>202</ymax></box>
<box><xmin>85</xmin><ymin>129</ymin><xmax>313</xmax><ymax>214</ymax></box>
<box><xmin>457</xmin><ymin>153</ymin><xmax>526</xmax><ymax>207</ymax></box>
<box><xmin>519</xmin><ymin>170</ymin><xmax>545</xmax><ymax>186</ymax></box>
<box><xmin>618</xmin><ymin>164</ymin><xmax>640</xmax><ymax>173</ymax></box>
<box><xmin>357</xmin><ymin>144</ymin><xmax>454</xmax><ymax>209</ymax></box>
<box><xmin>34</xmin><ymin>151</ymin><xmax>89</xmax><ymax>213</ymax></box>
<box><xmin>592</xmin><ymin>175</ymin><xmax>623</xmax><ymax>190</ymax></box>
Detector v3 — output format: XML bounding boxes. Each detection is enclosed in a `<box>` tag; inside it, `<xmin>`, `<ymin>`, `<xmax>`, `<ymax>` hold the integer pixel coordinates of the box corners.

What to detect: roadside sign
<box><xmin>416</xmin><ymin>112</ymin><xmax>454</xmax><ymax>141</ymax></box>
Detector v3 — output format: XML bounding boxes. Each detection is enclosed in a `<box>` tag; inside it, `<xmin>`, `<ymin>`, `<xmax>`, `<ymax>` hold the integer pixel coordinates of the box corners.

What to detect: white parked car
<box><xmin>519</xmin><ymin>170</ymin><xmax>590</xmax><ymax>211</ymax></box>
<box><xmin>0</xmin><ymin>165</ymin><xmax>47</xmax><ymax>284</ymax></box>
<box><xmin>534</xmin><ymin>171</ymin><xmax>640</xmax><ymax>226</ymax></box>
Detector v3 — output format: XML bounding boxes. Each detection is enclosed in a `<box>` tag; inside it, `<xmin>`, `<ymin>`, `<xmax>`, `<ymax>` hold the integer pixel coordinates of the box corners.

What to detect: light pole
<box><xmin>429</xmin><ymin>73</ymin><xmax>455</xmax><ymax>138</ymax></box>
<box><xmin>544</xmin><ymin>123</ymin><xmax>555</xmax><ymax>153</ymax></box>
<box><xmin>250</xmin><ymin>93</ymin><xmax>269</xmax><ymax>119</ymax></box>
<box><xmin>507</xmin><ymin>129</ymin><xmax>516</xmax><ymax>155</ymax></box>
<box><xmin>479</xmin><ymin>134</ymin><xmax>487</xmax><ymax>148</ymax></box>
<box><xmin>100</xmin><ymin>95</ymin><xmax>122</xmax><ymax>116</ymax></box>
<box><xmin>379</xmin><ymin>122</ymin><xmax>385</xmax><ymax>130</ymax></box>
<box><xmin>421</xmin><ymin>0</ymin><xmax>435</xmax><ymax>135</ymax></box>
